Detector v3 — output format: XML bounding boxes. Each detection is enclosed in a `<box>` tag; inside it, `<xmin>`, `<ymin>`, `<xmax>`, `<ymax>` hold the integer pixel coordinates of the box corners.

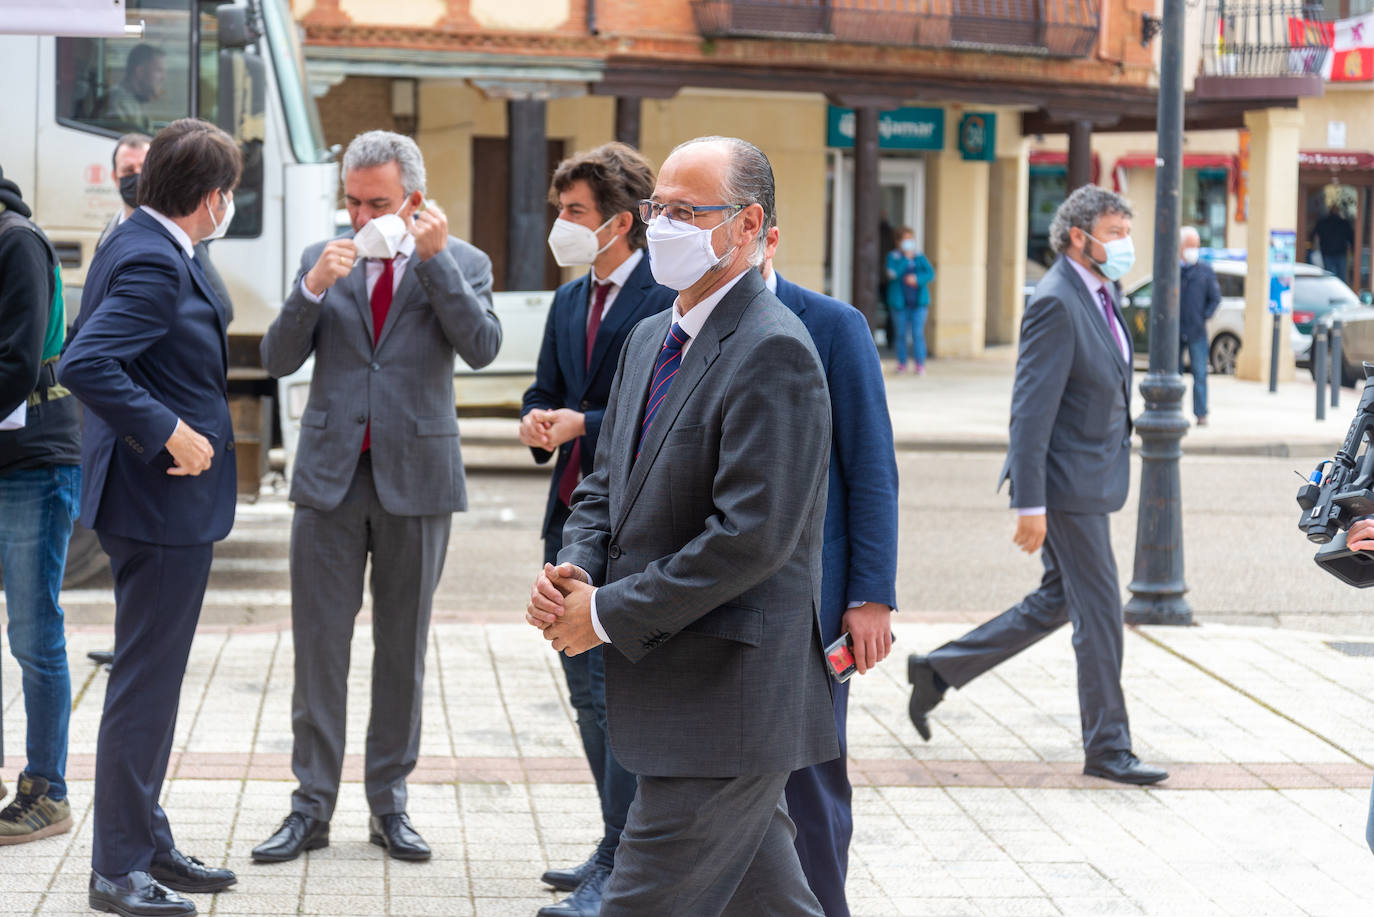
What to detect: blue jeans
<box><xmin>0</xmin><ymin>464</ymin><xmax>80</xmax><ymax>801</ymax></box>
<box><xmin>891</xmin><ymin>306</ymin><xmax>928</xmax><ymax>366</ymax></box>
<box><xmin>1181</xmin><ymin>336</ymin><xmax>1209</xmax><ymax>419</ymax></box>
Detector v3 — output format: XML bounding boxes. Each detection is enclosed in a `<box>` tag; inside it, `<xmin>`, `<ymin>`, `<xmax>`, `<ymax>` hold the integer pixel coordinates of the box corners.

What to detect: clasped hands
<box><xmin>518</xmin><ymin>409</ymin><xmax>586</xmax><ymax>452</ymax></box>
<box><xmin>526</xmin><ymin>562</ymin><xmax>603</xmax><ymax>657</ymax></box>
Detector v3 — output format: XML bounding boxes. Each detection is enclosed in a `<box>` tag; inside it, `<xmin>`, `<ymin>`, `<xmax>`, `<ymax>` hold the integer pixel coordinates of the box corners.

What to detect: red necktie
<box><xmin>361</xmin><ymin>258</ymin><xmax>396</xmax><ymax>453</ymax></box>
<box><xmin>558</xmin><ymin>281</ymin><xmax>613</xmax><ymax>505</ymax></box>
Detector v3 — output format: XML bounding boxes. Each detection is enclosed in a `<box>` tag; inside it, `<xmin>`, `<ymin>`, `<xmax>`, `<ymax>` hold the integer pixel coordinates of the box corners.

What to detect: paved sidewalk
<box><xmin>3</xmin><ymin>617</ymin><xmax>1373</xmax><ymax>916</ymax></box>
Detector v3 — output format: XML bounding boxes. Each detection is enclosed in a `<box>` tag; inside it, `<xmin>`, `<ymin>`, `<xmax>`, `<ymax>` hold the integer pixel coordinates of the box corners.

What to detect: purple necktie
<box><xmin>636</xmin><ymin>322</ymin><xmax>690</xmax><ymax>461</ymax></box>
<box><xmin>1096</xmin><ymin>287</ymin><xmax>1124</xmax><ymax>354</ymax></box>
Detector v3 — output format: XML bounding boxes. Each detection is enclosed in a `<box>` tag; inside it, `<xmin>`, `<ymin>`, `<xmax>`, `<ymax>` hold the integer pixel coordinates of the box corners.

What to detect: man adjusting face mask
<box><xmin>353</xmin><ymin>200</ymin><xmax>411</xmax><ymax>260</ymax></box>
<box><xmin>645</xmin><ymin>209</ymin><xmax>742</xmax><ymax>292</ymax></box>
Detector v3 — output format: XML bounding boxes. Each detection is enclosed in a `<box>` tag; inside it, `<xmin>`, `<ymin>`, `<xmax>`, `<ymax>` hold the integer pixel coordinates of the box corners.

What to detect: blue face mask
<box><xmin>900</xmin><ymin>239</ymin><xmax>918</xmax><ymax>255</ymax></box>
<box><xmin>1085</xmin><ymin>232</ymin><xmax>1135</xmax><ymax>281</ymax></box>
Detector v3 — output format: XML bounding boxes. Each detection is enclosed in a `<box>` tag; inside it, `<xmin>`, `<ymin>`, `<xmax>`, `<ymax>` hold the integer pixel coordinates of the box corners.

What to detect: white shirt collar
<box><xmin>594</xmin><ymin>247</ymin><xmax>642</xmax><ymax>288</ymax></box>
<box><xmin>672</xmin><ymin>269</ymin><xmax>750</xmax><ymax>342</ymax></box>
<box><xmin>139</xmin><ymin>205</ymin><xmax>195</xmax><ymax>257</ymax></box>
<box><xmin>764</xmin><ymin>268</ymin><xmax>778</xmax><ymax>294</ymax></box>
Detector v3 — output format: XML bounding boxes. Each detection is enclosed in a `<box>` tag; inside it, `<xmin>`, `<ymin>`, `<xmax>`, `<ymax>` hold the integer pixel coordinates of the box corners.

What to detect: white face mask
<box><xmin>646</xmin><ymin>211</ymin><xmax>740</xmax><ymax>292</ymax></box>
<box><xmin>547</xmin><ymin>214</ymin><xmax>619</xmax><ymax>267</ymax></box>
<box><xmin>353</xmin><ymin>200</ymin><xmax>410</xmax><ymax>260</ymax></box>
<box><xmin>1182</xmin><ymin>247</ymin><xmax>1200</xmax><ymax>265</ymax></box>
<box><xmin>204</xmin><ymin>190</ymin><xmax>234</xmax><ymax>242</ymax></box>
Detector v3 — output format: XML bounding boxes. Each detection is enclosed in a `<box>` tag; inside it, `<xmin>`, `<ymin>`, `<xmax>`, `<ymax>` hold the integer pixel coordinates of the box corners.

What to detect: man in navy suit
<box><xmin>60</xmin><ymin>119</ymin><xmax>242</xmax><ymax>917</ymax></box>
<box><xmin>519</xmin><ymin>142</ymin><xmax>675</xmax><ymax>917</ymax></box>
<box><xmin>761</xmin><ymin>222</ymin><xmax>899</xmax><ymax>917</ymax></box>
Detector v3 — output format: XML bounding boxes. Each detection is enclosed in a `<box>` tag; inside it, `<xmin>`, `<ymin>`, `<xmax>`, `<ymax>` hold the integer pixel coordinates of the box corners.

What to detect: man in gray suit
<box><xmin>526</xmin><ymin>136</ymin><xmax>837</xmax><ymax>916</ymax></box>
<box><xmin>906</xmin><ymin>185</ymin><xmax>1168</xmax><ymax>786</ymax></box>
<box><xmin>254</xmin><ymin>130</ymin><xmax>501</xmax><ymax>862</ymax></box>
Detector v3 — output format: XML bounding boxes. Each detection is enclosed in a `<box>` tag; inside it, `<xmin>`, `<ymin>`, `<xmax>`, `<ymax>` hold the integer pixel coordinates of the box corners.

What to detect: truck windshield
<box><xmin>259</xmin><ymin>0</ymin><xmax>327</xmax><ymax>165</ymax></box>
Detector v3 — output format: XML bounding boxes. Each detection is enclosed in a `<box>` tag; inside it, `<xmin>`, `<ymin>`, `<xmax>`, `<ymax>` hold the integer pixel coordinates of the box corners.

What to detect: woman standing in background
<box><xmin>884</xmin><ymin>227</ymin><xmax>934</xmax><ymax>374</ymax></box>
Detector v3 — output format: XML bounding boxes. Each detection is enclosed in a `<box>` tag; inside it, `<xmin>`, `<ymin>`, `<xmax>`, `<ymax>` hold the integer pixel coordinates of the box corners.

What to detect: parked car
<box><xmin>1120</xmin><ymin>256</ymin><xmax>1367</xmax><ymax>375</ymax></box>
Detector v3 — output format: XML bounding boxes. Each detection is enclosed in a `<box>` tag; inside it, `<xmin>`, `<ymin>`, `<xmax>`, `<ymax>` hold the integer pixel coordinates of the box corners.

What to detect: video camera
<box><xmin>1297</xmin><ymin>362</ymin><xmax>1374</xmax><ymax>586</ymax></box>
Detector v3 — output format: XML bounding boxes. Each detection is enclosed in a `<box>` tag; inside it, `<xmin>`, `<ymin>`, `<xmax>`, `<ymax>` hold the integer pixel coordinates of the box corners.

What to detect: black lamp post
<box><xmin>1125</xmin><ymin>0</ymin><xmax>1193</xmax><ymax>626</ymax></box>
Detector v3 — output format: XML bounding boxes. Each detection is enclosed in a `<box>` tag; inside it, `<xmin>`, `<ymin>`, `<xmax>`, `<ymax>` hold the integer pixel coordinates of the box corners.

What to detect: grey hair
<box><xmin>669</xmin><ymin>135</ymin><xmax>773</xmax><ymax>266</ymax></box>
<box><xmin>1180</xmin><ymin>225</ymin><xmax>1201</xmax><ymax>245</ymax></box>
<box><xmin>342</xmin><ymin>130</ymin><xmax>426</xmax><ymax>196</ymax></box>
<box><xmin>1048</xmin><ymin>185</ymin><xmax>1133</xmax><ymax>254</ymax></box>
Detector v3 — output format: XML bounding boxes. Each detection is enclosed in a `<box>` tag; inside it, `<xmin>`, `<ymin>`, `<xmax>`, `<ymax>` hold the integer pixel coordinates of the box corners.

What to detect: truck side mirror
<box><xmin>217</xmin><ymin>2</ymin><xmax>262</xmax><ymax>50</ymax></box>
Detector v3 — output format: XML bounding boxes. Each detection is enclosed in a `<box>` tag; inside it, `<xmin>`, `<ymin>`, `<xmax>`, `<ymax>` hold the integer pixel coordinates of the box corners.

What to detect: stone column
<box><xmin>506</xmin><ymin>97</ymin><xmax>547</xmax><ymax>292</ymax></box>
<box><xmin>985</xmin><ymin>119</ymin><xmax>1029</xmax><ymax>347</ymax></box>
<box><xmin>927</xmin><ymin>141</ymin><xmax>990</xmax><ymax>357</ymax></box>
<box><xmin>1236</xmin><ymin>107</ymin><xmax>1303</xmax><ymax>383</ymax></box>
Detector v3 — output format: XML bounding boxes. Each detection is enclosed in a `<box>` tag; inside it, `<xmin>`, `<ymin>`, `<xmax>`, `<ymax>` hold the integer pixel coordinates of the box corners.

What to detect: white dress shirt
<box><xmin>139</xmin><ymin>206</ymin><xmax>194</xmax><ymax>257</ymax></box>
<box><xmin>590</xmin><ymin>247</ymin><xmax>643</xmax><ymax>324</ymax></box>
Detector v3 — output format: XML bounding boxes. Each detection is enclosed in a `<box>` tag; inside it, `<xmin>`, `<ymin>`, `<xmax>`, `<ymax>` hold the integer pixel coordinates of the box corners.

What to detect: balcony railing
<box><xmin>1196</xmin><ymin>0</ymin><xmax>1330</xmax><ymax>95</ymax></box>
<box><xmin>690</xmin><ymin>0</ymin><xmax>1101</xmax><ymax>58</ymax></box>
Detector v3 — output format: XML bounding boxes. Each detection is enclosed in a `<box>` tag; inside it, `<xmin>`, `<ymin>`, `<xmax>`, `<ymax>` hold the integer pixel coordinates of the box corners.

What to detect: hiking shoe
<box><xmin>0</xmin><ymin>772</ymin><xmax>72</xmax><ymax>845</ymax></box>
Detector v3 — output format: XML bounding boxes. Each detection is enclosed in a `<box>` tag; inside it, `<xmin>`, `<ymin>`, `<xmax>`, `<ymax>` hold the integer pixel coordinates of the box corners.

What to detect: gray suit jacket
<box><xmin>1000</xmin><ymin>255</ymin><xmax>1133</xmax><ymax>514</ymax></box>
<box><xmin>558</xmin><ymin>268</ymin><xmax>839</xmax><ymax>779</ymax></box>
<box><xmin>261</xmin><ymin>235</ymin><xmax>500</xmax><ymax>516</ymax></box>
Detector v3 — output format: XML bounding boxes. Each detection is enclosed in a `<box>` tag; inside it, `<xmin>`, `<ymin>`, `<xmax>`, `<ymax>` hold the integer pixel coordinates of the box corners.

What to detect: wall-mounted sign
<box><xmin>957</xmin><ymin>112</ymin><xmax>996</xmax><ymax>161</ymax></box>
<box><xmin>826</xmin><ymin>106</ymin><xmax>944</xmax><ymax>151</ymax></box>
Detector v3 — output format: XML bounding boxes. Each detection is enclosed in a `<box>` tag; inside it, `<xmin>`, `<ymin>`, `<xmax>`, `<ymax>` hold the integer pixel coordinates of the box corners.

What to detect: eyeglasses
<box><xmin>637</xmin><ymin>200</ymin><xmax>744</xmax><ymax>226</ymax></box>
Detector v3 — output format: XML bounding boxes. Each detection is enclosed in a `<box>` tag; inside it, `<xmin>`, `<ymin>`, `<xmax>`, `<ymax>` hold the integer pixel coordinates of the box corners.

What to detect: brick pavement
<box><xmin>2</xmin><ymin>619</ymin><xmax>1373</xmax><ymax>916</ymax></box>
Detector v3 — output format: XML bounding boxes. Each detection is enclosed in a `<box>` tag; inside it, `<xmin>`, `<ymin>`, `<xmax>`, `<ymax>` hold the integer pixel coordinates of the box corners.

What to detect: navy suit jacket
<box><xmin>1179</xmin><ymin>260</ymin><xmax>1221</xmax><ymax>344</ymax></box>
<box><xmin>773</xmin><ymin>273</ymin><xmax>899</xmax><ymax>640</ymax></box>
<box><xmin>59</xmin><ymin>208</ymin><xmax>236</xmax><ymax>545</ymax></box>
<box><xmin>522</xmin><ymin>253</ymin><xmax>676</xmax><ymax>539</ymax></box>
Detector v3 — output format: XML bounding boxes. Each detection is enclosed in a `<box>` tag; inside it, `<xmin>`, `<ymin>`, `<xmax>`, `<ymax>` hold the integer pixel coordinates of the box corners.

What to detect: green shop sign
<box><xmin>958</xmin><ymin>112</ymin><xmax>996</xmax><ymax>161</ymax></box>
<box><xmin>826</xmin><ymin>106</ymin><xmax>944</xmax><ymax>151</ymax></box>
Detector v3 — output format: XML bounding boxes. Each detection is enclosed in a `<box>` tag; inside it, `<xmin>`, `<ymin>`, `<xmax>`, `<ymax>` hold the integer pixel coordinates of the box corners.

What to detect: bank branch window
<box><xmin>55</xmin><ymin>0</ymin><xmax>266</xmax><ymax>238</ymax></box>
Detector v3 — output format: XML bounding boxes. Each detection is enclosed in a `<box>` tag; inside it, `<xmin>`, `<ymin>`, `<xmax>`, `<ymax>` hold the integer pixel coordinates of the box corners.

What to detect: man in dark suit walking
<box><xmin>763</xmin><ymin>224</ymin><xmax>898</xmax><ymax>917</ymax></box>
<box><xmin>1179</xmin><ymin>226</ymin><xmax>1221</xmax><ymax>426</ymax></box>
<box><xmin>526</xmin><ymin>136</ymin><xmax>836</xmax><ymax>916</ymax></box>
<box><xmin>255</xmin><ymin>130</ymin><xmax>501</xmax><ymax>865</ymax></box>
<box><xmin>906</xmin><ymin>184</ymin><xmax>1169</xmax><ymax>787</ymax></box>
<box><xmin>519</xmin><ymin>142</ymin><xmax>675</xmax><ymax>917</ymax></box>
<box><xmin>60</xmin><ymin>118</ymin><xmax>242</xmax><ymax>917</ymax></box>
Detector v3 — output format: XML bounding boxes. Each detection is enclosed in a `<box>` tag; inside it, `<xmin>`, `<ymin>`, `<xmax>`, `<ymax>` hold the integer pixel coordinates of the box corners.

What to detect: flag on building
<box><xmin>1289</xmin><ymin>14</ymin><xmax>1374</xmax><ymax>81</ymax></box>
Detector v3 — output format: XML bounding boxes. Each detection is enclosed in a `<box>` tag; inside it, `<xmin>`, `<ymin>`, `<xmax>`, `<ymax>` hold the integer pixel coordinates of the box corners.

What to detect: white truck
<box><xmin>0</xmin><ymin>0</ymin><xmax>338</xmax><ymax>583</ymax></box>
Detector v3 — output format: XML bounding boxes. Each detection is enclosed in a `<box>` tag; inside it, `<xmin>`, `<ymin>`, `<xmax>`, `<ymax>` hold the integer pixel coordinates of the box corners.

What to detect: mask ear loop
<box><xmin>592</xmin><ymin>213</ymin><xmax>623</xmax><ymax>259</ymax></box>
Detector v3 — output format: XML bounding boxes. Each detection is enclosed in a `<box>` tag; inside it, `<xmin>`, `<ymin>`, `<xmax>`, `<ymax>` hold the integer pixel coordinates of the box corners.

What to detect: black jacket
<box><xmin>0</xmin><ymin>167</ymin><xmax>81</xmax><ymax>474</ymax></box>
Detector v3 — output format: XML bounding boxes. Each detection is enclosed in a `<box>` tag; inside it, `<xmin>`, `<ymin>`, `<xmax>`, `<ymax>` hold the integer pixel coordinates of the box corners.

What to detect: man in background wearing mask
<box><xmin>519</xmin><ymin>141</ymin><xmax>674</xmax><ymax>917</ymax></box>
<box><xmin>101</xmin><ymin>133</ymin><xmax>234</xmax><ymax>320</ymax></box>
<box><xmin>255</xmin><ymin>130</ymin><xmax>501</xmax><ymax>866</ymax></box>
<box><xmin>526</xmin><ymin>136</ymin><xmax>835</xmax><ymax>915</ymax></box>
<box><xmin>906</xmin><ymin>185</ymin><xmax>1169</xmax><ymax>787</ymax></box>
<box><xmin>1179</xmin><ymin>226</ymin><xmax>1221</xmax><ymax>427</ymax></box>
<box><xmin>60</xmin><ymin>117</ymin><xmax>241</xmax><ymax>917</ymax></box>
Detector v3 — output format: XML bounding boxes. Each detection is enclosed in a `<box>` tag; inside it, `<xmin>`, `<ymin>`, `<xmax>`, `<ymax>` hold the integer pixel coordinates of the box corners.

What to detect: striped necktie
<box><xmin>636</xmin><ymin>322</ymin><xmax>690</xmax><ymax>460</ymax></box>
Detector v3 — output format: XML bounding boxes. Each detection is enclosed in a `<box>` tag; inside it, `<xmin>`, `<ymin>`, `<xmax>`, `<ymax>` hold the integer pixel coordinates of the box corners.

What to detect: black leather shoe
<box><xmin>537</xmin><ymin>864</ymin><xmax>611</xmax><ymax>917</ymax></box>
<box><xmin>369</xmin><ymin>813</ymin><xmax>430</xmax><ymax>861</ymax></box>
<box><xmin>251</xmin><ymin>812</ymin><xmax>329</xmax><ymax>863</ymax></box>
<box><xmin>89</xmin><ymin>870</ymin><xmax>195</xmax><ymax>916</ymax></box>
<box><xmin>149</xmin><ymin>849</ymin><xmax>237</xmax><ymax>893</ymax></box>
<box><xmin>87</xmin><ymin>649</ymin><xmax>115</xmax><ymax>666</ymax></box>
<box><xmin>907</xmin><ymin>654</ymin><xmax>946</xmax><ymax>741</ymax></box>
<box><xmin>540</xmin><ymin>852</ymin><xmax>595</xmax><ymax>892</ymax></box>
<box><xmin>1083</xmin><ymin>751</ymin><xmax>1169</xmax><ymax>786</ymax></box>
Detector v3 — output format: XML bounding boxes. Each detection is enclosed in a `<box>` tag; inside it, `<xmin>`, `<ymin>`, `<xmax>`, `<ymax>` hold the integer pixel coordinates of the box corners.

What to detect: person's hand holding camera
<box><xmin>1348</xmin><ymin>518</ymin><xmax>1374</xmax><ymax>552</ymax></box>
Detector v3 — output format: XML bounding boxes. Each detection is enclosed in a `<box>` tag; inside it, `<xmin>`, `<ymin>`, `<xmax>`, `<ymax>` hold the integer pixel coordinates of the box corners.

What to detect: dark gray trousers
<box><xmin>602</xmin><ymin>771</ymin><xmax>825</xmax><ymax>917</ymax></box>
<box><xmin>288</xmin><ymin>453</ymin><xmax>450</xmax><ymax>821</ymax></box>
<box><xmin>927</xmin><ymin>509</ymin><xmax>1131</xmax><ymax>759</ymax></box>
